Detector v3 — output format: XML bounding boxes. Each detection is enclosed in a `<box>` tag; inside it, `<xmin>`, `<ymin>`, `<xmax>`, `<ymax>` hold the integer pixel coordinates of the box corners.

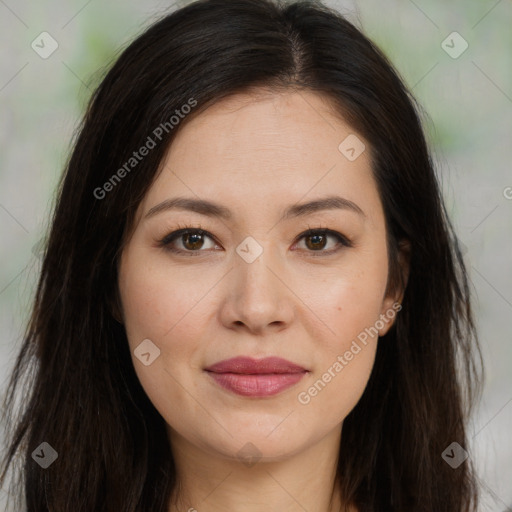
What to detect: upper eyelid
<box><xmin>160</xmin><ymin>227</ymin><xmax>216</xmax><ymax>245</ymax></box>
<box><xmin>160</xmin><ymin>227</ymin><xmax>350</xmax><ymax>250</ymax></box>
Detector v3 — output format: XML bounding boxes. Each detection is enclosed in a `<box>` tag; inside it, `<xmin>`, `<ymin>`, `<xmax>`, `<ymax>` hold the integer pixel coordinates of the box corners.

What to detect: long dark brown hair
<box><xmin>0</xmin><ymin>0</ymin><xmax>483</xmax><ymax>510</ymax></box>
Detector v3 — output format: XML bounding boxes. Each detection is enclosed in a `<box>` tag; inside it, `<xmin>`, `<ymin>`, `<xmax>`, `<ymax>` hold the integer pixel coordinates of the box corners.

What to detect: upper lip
<box><xmin>205</xmin><ymin>356</ymin><xmax>308</xmax><ymax>374</ymax></box>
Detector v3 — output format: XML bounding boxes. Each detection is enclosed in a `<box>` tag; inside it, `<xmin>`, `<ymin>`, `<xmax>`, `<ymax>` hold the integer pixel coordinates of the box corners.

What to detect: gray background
<box><xmin>1</xmin><ymin>0</ymin><xmax>511</xmax><ymax>510</ymax></box>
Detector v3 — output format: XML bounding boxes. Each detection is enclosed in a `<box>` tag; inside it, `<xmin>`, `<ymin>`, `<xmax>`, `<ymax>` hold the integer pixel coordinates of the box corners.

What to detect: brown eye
<box><xmin>159</xmin><ymin>226</ymin><xmax>352</xmax><ymax>257</ymax></box>
<box><xmin>295</xmin><ymin>229</ymin><xmax>352</xmax><ymax>255</ymax></box>
<box><xmin>159</xmin><ymin>228</ymin><xmax>218</xmax><ymax>256</ymax></box>
<box><xmin>304</xmin><ymin>232</ymin><xmax>328</xmax><ymax>251</ymax></box>
<box><xmin>181</xmin><ymin>232</ymin><xmax>206</xmax><ymax>250</ymax></box>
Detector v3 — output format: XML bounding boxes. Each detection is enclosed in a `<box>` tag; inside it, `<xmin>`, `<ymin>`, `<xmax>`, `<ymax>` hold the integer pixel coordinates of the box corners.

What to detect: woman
<box><xmin>0</xmin><ymin>0</ymin><xmax>483</xmax><ymax>510</ymax></box>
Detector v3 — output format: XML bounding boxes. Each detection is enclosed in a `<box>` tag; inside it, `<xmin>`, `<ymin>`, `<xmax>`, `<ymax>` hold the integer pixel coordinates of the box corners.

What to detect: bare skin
<box><xmin>117</xmin><ymin>89</ymin><xmax>409</xmax><ymax>512</ymax></box>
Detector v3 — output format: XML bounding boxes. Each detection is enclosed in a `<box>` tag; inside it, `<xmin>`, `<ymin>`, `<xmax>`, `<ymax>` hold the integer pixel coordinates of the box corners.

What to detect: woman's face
<box><xmin>118</xmin><ymin>90</ymin><xmax>406</xmax><ymax>462</ymax></box>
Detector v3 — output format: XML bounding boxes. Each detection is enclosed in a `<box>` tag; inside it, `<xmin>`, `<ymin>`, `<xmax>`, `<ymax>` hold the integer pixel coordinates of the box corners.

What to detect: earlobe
<box><xmin>396</xmin><ymin>238</ymin><xmax>411</xmax><ymax>299</ymax></box>
<box><xmin>378</xmin><ymin>238</ymin><xmax>410</xmax><ymax>337</ymax></box>
<box><xmin>107</xmin><ymin>286</ymin><xmax>124</xmax><ymax>325</ymax></box>
<box><xmin>377</xmin><ymin>300</ymin><xmax>402</xmax><ymax>337</ymax></box>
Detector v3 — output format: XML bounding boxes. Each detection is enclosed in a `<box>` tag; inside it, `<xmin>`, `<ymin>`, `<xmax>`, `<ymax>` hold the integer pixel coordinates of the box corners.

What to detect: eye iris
<box><xmin>305</xmin><ymin>233</ymin><xmax>327</xmax><ymax>250</ymax></box>
<box><xmin>183</xmin><ymin>233</ymin><xmax>204</xmax><ymax>250</ymax></box>
<box><xmin>174</xmin><ymin>231</ymin><xmax>336</xmax><ymax>252</ymax></box>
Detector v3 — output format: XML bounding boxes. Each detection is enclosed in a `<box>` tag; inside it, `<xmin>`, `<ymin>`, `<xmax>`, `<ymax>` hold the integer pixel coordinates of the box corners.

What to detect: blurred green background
<box><xmin>1</xmin><ymin>0</ymin><xmax>511</xmax><ymax>510</ymax></box>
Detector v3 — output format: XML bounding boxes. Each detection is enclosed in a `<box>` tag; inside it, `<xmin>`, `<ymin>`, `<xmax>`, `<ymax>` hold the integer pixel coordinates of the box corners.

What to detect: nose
<box><xmin>218</xmin><ymin>248</ymin><xmax>295</xmax><ymax>335</ymax></box>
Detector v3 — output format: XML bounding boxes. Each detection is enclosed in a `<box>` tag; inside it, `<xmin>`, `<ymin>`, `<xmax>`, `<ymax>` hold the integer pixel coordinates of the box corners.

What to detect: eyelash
<box><xmin>157</xmin><ymin>223</ymin><xmax>353</xmax><ymax>258</ymax></box>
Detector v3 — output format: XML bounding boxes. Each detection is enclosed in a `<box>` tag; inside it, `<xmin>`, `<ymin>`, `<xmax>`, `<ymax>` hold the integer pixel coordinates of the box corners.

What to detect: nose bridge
<box><xmin>239</xmin><ymin>250</ymin><xmax>276</xmax><ymax>294</ymax></box>
<box><xmin>236</xmin><ymin>243</ymin><xmax>281</xmax><ymax>307</ymax></box>
<box><xmin>222</xmin><ymin>237</ymin><xmax>293</xmax><ymax>331</ymax></box>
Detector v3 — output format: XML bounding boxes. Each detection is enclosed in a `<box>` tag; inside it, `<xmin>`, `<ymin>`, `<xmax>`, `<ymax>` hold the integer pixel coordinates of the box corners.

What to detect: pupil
<box><xmin>181</xmin><ymin>233</ymin><xmax>328</xmax><ymax>251</ymax></box>
<box><xmin>307</xmin><ymin>234</ymin><xmax>326</xmax><ymax>250</ymax></box>
<box><xmin>184</xmin><ymin>233</ymin><xmax>203</xmax><ymax>250</ymax></box>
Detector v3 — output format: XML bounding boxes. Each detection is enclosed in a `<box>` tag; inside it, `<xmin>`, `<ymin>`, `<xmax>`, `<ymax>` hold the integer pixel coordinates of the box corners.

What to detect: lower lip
<box><xmin>206</xmin><ymin>371</ymin><xmax>307</xmax><ymax>397</ymax></box>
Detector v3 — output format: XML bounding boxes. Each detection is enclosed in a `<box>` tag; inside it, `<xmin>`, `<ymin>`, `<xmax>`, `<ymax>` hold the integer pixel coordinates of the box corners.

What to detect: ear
<box><xmin>107</xmin><ymin>283</ymin><xmax>125</xmax><ymax>325</ymax></box>
<box><xmin>378</xmin><ymin>238</ymin><xmax>410</xmax><ymax>337</ymax></box>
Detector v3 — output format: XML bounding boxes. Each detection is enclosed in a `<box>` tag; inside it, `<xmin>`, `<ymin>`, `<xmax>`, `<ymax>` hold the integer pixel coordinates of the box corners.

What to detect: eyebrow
<box><xmin>144</xmin><ymin>195</ymin><xmax>366</xmax><ymax>222</ymax></box>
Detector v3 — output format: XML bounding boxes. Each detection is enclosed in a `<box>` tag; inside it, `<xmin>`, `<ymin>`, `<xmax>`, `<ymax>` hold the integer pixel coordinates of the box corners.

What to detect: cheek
<box><xmin>293</xmin><ymin>255</ymin><xmax>387</xmax><ymax>417</ymax></box>
<box><xmin>118</xmin><ymin>250</ymin><xmax>208</xmax><ymax>401</ymax></box>
<box><xmin>296</xmin><ymin>280</ymin><xmax>380</xmax><ymax>421</ymax></box>
<box><xmin>296</xmin><ymin>345</ymin><xmax>376</xmax><ymax>430</ymax></box>
<box><xmin>306</xmin><ymin>258</ymin><xmax>388</xmax><ymax>345</ymax></box>
<box><xmin>119</xmin><ymin>249</ymin><xmax>208</xmax><ymax>345</ymax></box>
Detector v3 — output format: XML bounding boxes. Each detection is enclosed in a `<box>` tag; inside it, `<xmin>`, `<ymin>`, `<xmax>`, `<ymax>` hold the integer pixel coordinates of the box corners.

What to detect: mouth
<box><xmin>204</xmin><ymin>356</ymin><xmax>309</xmax><ymax>397</ymax></box>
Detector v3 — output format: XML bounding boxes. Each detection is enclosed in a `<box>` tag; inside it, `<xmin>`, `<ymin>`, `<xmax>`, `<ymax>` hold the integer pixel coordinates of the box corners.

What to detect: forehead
<box><xmin>168</xmin><ymin>89</ymin><xmax>353</xmax><ymax>168</ymax></box>
<box><xmin>137</xmin><ymin>89</ymin><xmax>381</xmax><ymax>226</ymax></box>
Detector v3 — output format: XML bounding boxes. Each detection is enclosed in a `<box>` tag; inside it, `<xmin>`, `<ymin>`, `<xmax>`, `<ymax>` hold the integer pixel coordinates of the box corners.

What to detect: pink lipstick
<box><xmin>204</xmin><ymin>356</ymin><xmax>308</xmax><ymax>397</ymax></box>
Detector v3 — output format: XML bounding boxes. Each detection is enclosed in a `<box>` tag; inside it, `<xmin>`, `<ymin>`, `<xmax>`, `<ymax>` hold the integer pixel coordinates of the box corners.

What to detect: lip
<box><xmin>204</xmin><ymin>356</ymin><xmax>309</xmax><ymax>397</ymax></box>
<box><xmin>205</xmin><ymin>356</ymin><xmax>307</xmax><ymax>374</ymax></box>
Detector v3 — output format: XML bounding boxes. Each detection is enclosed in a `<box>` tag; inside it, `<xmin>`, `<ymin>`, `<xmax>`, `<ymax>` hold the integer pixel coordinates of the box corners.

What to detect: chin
<box><xmin>198</xmin><ymin>424</ymin><xmax>311</xmax><ymax>463</ymax></box>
